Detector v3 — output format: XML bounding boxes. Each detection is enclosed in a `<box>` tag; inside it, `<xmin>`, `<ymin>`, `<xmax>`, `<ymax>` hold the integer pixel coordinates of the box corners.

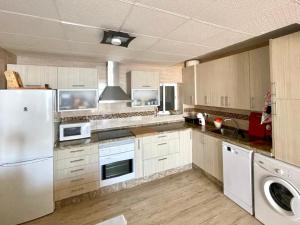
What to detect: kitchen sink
<box><xmin>211</xmin><ymin>128</ymin><xmax>249</xmax><ymax>141</ymax></box>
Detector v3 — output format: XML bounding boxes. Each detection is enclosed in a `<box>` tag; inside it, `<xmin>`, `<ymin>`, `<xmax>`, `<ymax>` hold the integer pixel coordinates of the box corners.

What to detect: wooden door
<box><xmin>249</xmin><ymin>46</ymin><xmax>270</xmax><ymax>111</ymax></box>
<box><xmin>228</xmin><ymin>52</ymin><xmax>250</xmax><ymax>109</ymax></box>
<box><xmin>131</xmin><ymin>71</ymin><xmax>159</xmax><ymax>89</ymax></box>
<box><xmin>179</xmin><ymin>129</ymin><xmax>192</xmax><ymax>166</ymax></box>
<box><xmin>204</xmin><ymin>134</ymin><xmax>223</xmax><ymax>181</ymax></box>
<box><xmin>270</xmin><ymin>32</ymin><xmax>300</xmax><ymax>100</ymax></box>
<box><xmin>196</xmin><ymin>61</ymin><xmax>214</xmax><ymax>106</ymax></box>
<box><xmin>182</xmin><ymin>66</ymin><xmax>196</xmax><ymax>105</ymax></box>
<box><xmin>273</xmin><ymin>99</ymin><xmax>300</xmax><ymax>167</ymax></box>
<box><xmin>192</xmin><ymin>130</ymin><xmax>204</xmax><ymax>169</ymax></box>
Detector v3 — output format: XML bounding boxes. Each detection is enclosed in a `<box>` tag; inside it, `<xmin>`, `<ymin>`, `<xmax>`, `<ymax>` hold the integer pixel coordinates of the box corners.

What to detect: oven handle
<box><xmin>100</xmin><ymin>151</ymin><xmax>134</xmax><ymax>165</ymax></box>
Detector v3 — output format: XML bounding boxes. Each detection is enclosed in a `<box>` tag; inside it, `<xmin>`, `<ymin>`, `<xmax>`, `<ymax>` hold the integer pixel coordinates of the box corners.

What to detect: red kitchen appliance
<box><xmin>248</xmin><ymin>112</ymin><xmax>272</xmax><ymax>139</ymax></box>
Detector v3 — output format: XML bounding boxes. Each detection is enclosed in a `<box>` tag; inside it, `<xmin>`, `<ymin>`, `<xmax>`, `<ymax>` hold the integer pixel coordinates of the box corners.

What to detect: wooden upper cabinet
<box><xmin>196</xmin><ymin>61</ymin><xmax>214</xmax><ymax>106</ymax></box>
<box><xmin>182</xmin><ymin>65</ymin><xmax>197</xmax><ymax>105</ymax></box>
<box><xmin>270</xmin><ymin>32</ymin><xmax>300</xmax><ymax>100</ymax></box>
<box><xmin>7</xmin><ymin>64</ymin><xmax>58</xmax><ymax>89</ymax></box>
<box><xmin>228</xmin><ymin>52</ymin><xmax>250</xmax><ymax>110</ymax></box>
<box><xmin>249</xmin><ymin>46</ymin><xmax>270</xmax><ymax>111</ymax></box>
<box><xmin>130</xmin><ymin>71</ymin><xmax>159</xmax><ymax>89</ymax></box>
<box><xmin>57</xmin><ymin>67</ymin><xmax>98</xmax><ymax>89</ymax></box>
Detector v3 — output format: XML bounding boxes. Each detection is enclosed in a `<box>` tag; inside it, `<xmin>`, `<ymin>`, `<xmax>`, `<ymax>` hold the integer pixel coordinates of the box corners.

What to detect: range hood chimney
<box><xmin>98</xmin><ymin>61</ymin><xmax>131</xmax><ymax>103</ymax></box>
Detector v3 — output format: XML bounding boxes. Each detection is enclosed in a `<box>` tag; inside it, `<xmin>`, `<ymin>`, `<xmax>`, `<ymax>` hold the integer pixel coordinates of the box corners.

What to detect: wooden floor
<box><xmin>25</xmin><ymin>169</ymin><xmax>262</xmax><ymax>225</ymax></box>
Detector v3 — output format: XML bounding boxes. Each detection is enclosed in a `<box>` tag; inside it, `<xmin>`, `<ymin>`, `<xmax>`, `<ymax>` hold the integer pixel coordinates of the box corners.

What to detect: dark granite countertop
<box><xmin>55</xmin><ymin>121</ymin><xmax>273</xmax><ymax>157</ymax></box>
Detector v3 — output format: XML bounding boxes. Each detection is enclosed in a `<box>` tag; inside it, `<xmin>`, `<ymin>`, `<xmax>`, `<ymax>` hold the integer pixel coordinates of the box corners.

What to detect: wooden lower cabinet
<box><xmin>273</xmin><ymin>99</ymin><xmax>300</xmax><ymax>167</ymax></box>
<box><xmin>192</xmin><ymin>131</ymin><xmax>223</xmax><ymax>182</ymax></box>
<box><xmin>179</xmin><ymin>129</ymin><xmax>192</xmax><ymax>166</ymax></box>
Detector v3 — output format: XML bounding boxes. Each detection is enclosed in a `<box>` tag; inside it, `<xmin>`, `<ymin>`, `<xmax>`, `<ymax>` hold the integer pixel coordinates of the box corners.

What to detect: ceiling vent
<box><xmin>101</xmin><ymin>30</ymin><xmax>136</xmax><ymax>48</ymax></box>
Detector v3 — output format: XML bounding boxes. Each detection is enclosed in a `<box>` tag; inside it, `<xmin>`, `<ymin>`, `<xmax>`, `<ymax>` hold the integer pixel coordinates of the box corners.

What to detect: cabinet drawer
<box><xmin>54</xmin><ymin>181</ymin><xmax>98</xmax><ymax>201</ymax></box>
<box><xmin>55</xmin><ymin>163</ymin><xmax>99</xmax><ymax>180</ymax></box>
<box><xmin>55</xmin><ymin>154</ymin><xmax>98</xmax><ymax>170</ymax></box>
<box><xmin>56</xmin><ymin>145</ymin><xmax>98</xmax><ymax>160</ymax></box>
<box><xmin>143</xmin><ymin>156</ymin><xmax>169</xmax><ymax>177</ymax></box>
<box><xmin>157</xmin><ymin>142</ymin><xmax>169</xmax><ymax>156</ymax></box>
<box><xmin>156</xmin><ymin>132</ymin><xmax>179</xmax><ymax>142</ymax></box>
<box><xmin>55</xmin><ymin>172</ymin><xmax>99</xmax><ymax>191</ymax></box>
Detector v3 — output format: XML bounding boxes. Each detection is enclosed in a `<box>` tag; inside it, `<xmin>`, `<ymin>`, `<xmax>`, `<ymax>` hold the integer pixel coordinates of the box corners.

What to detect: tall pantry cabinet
<box><xmin>270</xmin><ymin>31</ymin><xmax>300</xmax><ymax>167</ymax></box>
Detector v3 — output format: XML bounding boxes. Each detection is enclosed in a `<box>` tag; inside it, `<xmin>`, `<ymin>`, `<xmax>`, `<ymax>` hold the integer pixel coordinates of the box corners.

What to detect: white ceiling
<box><xmin>0</xmin><ymin>0</ymin><xmax>299</xmax><ymax>65</ymax></box>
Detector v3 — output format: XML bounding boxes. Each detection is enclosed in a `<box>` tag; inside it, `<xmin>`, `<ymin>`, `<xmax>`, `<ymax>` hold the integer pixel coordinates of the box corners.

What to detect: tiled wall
<box><xmin>0</xmin><ymin>47</ymin><xmax>17</xmax><ymax>89</ymax></box>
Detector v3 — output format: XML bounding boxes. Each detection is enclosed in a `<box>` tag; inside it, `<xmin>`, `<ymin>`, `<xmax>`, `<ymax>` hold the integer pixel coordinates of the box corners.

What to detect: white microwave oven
<box><xmin>59</xmin><ymin>122</ymin><xmax>91</xmax><ymax>141</ymax></box>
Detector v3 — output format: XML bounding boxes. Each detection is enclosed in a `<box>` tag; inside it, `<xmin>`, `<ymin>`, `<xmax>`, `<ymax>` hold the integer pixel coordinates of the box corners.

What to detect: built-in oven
<box><xmin>99</xmin><ymin>139</ymin><xmax>135</xmax><ymax>187</ymax></box>
<box><xmin>59</xmin><ymin>122</ymin><xmax>91</xmax><ymax>141</ymax></box>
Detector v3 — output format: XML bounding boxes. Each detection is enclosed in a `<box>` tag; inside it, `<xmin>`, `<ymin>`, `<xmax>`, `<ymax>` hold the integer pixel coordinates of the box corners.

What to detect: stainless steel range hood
<box><xmin>98</xmin><ymin>61</ymin><xmax>131</xmax><ymax>103</ymax></box>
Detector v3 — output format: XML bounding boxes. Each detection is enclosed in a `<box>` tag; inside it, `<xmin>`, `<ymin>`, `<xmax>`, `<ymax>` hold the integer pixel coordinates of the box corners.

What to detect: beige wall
<box><xmin>0</xmin><ymin>47</ymin><xmax>17</xmax><ymax>89</ymax></box>
<box><xmin>16</xmin><ymin>52</ymin><xmax>183</xmax><ymax>115</ymax></box>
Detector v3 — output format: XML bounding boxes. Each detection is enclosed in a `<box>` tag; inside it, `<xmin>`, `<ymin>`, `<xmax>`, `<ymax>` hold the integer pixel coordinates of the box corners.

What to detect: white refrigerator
<box><xmin>0</xmin><ymin>90</ymin><xmax>55</xmax><ymax>225</ymax></box>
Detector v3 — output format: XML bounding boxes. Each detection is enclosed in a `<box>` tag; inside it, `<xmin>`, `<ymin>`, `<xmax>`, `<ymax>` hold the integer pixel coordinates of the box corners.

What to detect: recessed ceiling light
<box><xmin>101</xmin><ymin>30</ymin><xmax>136</xmax><ymax>48</ymax></box>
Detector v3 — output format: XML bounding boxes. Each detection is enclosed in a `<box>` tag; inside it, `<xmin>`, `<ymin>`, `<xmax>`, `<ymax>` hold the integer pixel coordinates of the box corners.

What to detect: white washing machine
<box><xmin>254</xmin><ymin>153</ymin><xmax>300</xmax><ymax>225</ymax></box>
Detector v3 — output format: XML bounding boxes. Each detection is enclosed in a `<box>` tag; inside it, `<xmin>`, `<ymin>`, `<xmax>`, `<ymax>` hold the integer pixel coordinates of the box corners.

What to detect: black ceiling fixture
<box><xmin>101</xmin><ymin>30</ymin><xmax>136</xmax><ymax>48</ymax></box>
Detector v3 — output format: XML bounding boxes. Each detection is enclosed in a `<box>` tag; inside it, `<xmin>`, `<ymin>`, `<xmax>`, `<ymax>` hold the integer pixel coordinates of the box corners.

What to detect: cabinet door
<box><xmin>182</xmin><ymin>66</ymin><xmax>196</xmax><ymax>105</ymax></box>
<box><xmin>58</xmin><ymin>67</ymin><xmax>98</xmax><ymax>89</ymax></box>
<box><xmin>196</xmin><ymin>62</ymin><xmax>214</xmax><ymax>106</ymax></box>
<box><xmin>228</xmin><ymin>52</ymin><xmax>250</xmax><ymax>109</ymax></box>
<box><xmin>273</xmin><ymin>99</ymin><xmax>300</xmax><ymax>167</ymax></box>
<box><xmin>7</xmin><ymin>64</ymin><xmax>58</xmax><ymax>89</ymax></box>
<box><xmin>270</xmin><ymin>32</ymin><xmax>300</xmax><ymax>100</ymax></box>
<box><xmin>179</xmin><ymin>129</ymin><xmax>192</xmax><ymax>166</ymax></box>
<box><xmin>192</xmin><ymin>130</ymin><xmax>204</xmax><ymax>169</ymax></box>
<box><xmin>204</xmin><ymin>134</ymin><xmax>223</xmax><ymax>181</ymax></box>
<box><xmin>135</xmin><ymin>138</ymin><xmax>143</xmax><ymax>178</ymax></box>
<box><xmin>249</xmin><ymin>46</ymin><xmax>270</xmax><ymax>111</ymax></box>
<box><xmin>27</xmin><ymin>65</ymin><xmax>58</xmax><ymax>89</ymax></box>
<box><xmin>214</xmin><ymin>57</ymin><xmax>232</xmax><ymax>107</ymax></box>
<box><xmin>131</xmin><ymin>71</ymin><xmax>159</xmax><ymax>89</ymax></box>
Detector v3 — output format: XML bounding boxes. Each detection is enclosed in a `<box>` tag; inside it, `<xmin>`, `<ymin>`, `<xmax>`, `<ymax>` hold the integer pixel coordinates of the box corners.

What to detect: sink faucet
<box><xmin>223</xmin><ymin>118</ymin><xmax>240</xmax><ymax>137</ymax></box>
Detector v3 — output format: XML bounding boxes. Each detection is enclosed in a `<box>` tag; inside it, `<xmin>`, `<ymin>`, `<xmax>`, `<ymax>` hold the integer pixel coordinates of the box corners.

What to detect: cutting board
<box><xmin>130</xmin><ymin>127</ymin><xmax>158</xmax><ymax>137</ymax></box>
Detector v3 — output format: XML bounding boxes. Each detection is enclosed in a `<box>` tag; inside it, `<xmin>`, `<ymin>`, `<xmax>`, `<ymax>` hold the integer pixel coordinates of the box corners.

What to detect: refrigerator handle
<box><xmin>0</xmin><ymin>157</ymin><xmax>52</xmax><ymax>167</ymax></box>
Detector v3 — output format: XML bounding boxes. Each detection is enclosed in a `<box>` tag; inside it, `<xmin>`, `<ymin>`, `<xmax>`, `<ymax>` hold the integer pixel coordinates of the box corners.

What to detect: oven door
<box><xmin>100</xmin><ymin>151</ymin><xmax>135</xmax><ymax>187</ymax></box>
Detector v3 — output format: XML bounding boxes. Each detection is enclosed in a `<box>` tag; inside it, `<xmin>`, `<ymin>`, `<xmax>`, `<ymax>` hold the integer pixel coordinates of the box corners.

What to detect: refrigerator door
<box><xmin>0</xmin><ymin>90</ymin><xmax>54</xmax><ymax>164</ymax></box>
<box><xmin>0</xmin><ymin>157</ymin><xmax>54</xmax><ymax>225</ymax></box>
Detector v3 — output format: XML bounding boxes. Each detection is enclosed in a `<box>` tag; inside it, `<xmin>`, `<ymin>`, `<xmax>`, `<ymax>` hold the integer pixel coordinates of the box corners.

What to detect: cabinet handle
<box><xmin>138</xmin><ymin>140</ymin><xmax>140</xmax><ymax>149</ymax></box>
<box><xmin>142</xmin><ymin>85</ymin><xmax>151</xmax><ymax>88</ymax></box>
<box><xmin>70</xmin><ymin>159</ymin><xmax>84</xmax><ymax>163</ymax></box>
<box><xmin>72</xmin><ymin>84</ymin><xmax>85</xmax><ymax>87</ymax></box>
<box><xmin>70</xmin><ymin>168</ymin><xmax>84</xmax><ymax>173</ymax></box>
<box><xmin>271</xmin><ymin>102</ymin><xmax>277</xmax><ymax>115</ymax></box>
<box><xmin>158</xmin><ymin>157</ymin><xmax>167</xmax><ymax>161</ymax></box>
<box><xmin>70</xmin><ymin>178</ymin><xmax>85</xmax><ymax>183</ymax></box>
<box><xmin>158</xmin><ymin>135</ymin><xmax>167</xmax><ymax>138</ymax></box>
<box><xmin>158</xmin><ymin>143</ymin><xmax>167</xmax><ymax>146</ymax></box>
<box><xmin>204</xmin><ymin>96</ymin><xmax>208</xmax><ymax>105</ymax></box>
<box><xmin>271</xmin><ymin>82</ymin><xmax>276</xmax><ymax>97</ymax></box>
<box><xmin>70</xmin><ymin>149</ymin><xmax>85</xmax><ymax>153</ymax></box>
<box><xmin>71</xmin><ymin>187</ymin><xmax>84</xmax><ymax>193</ymax></box>
<box><xmin>221</xmin><ymin>96</ymin><xmax>224</xmax><ymax>106</ymax></box>
<box><xmin>190</xmin><ymin>96</ymin><xmax>193</xmax><ymax>104</ymax></box>
<box><xmin>225</xmin><ymin>96</ymin><xmax>229</xmax><ymax>107</ymax></box>
<box><xmin>250</xmin><ymin>97</ymin><xmax>255</xmax><ymax>109</ymax></box>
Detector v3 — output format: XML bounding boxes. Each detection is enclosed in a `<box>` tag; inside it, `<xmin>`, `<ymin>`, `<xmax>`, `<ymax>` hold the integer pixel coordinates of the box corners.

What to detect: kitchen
<box><xmin>1</xmin><ymin>1</ymin><xmax>300</xmax><ymax>225</ymax></box>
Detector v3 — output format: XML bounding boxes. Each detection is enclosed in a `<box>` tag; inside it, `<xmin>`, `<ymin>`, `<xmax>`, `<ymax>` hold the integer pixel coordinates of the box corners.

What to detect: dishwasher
<box><xmin>222</xmin><ymin>142</ymin><xmax>254</xmax><ymax>215</ymax></box>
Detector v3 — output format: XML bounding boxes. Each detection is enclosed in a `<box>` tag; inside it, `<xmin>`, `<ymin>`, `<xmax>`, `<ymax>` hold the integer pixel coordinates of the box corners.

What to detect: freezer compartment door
<box><xmin>0</xmin><ymin>90</ymin><xmax>54</xmax><ymax>164</ymax></box>
<box><xmin>0</xmin><ymin>157</ymin><xmax>54</xmax><ymax>225</ymax></box>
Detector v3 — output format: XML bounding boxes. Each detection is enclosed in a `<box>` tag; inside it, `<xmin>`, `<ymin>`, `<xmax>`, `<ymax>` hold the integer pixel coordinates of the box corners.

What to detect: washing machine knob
<box><xmin>274</xmin><ymin>168</ymin><xmax>284</xmax><ymax>175</ymax></box>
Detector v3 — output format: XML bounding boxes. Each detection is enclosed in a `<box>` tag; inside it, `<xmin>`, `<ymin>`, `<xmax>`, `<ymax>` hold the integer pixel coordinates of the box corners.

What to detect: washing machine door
<box><xmin>263</xmin><ymin>176</ymin><xmax>300</xmax><ymax>220</ymax></box>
